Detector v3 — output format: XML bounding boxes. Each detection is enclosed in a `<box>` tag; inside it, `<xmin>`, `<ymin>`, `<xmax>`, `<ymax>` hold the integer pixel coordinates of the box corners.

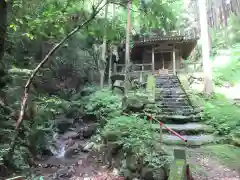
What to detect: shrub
<box><xmin>203</xmin><ymin>93</ymin><xmax>240</xmax><ymax>137</ymax></box>
<box><xmin>85</xmin><ymin>89</ymin><xmax>122</xmax><ymax>120</ymax></box>
<box><xmin>102</xmin><ymin>115</ymin><xmax>170</xmax><ymax>168</ymax></box>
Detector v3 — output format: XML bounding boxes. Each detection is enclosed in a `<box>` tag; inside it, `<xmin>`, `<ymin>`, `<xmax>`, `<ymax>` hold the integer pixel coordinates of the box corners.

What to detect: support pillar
<box><xmin>152</xmin><ymin>47</ymin><xmax>155</xmax><ymax>74</ymax></box>
<box><xmin>173</xmin><ymin>48</ymin><xmax>176</xmax><ymax>75</ymax></box>
<box><xmin>108</xmin><ymin>51</ymin><xmax>112</xmax><ymax>87</ymax></box>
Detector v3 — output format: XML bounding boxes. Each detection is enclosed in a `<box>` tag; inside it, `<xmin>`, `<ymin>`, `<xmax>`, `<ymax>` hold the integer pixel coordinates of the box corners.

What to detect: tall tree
<box><xmin>198</xmin><ymin>0</ymin><xmax>213</xmax><ymax>94</ymax></box>
<box><xmin>99</xmin><ymin>2</ymin><xmax>109</xmax><ymax>89</ymax></box>
<box><xmin>0</xmin><ymin>0</ymin><xmax>7</xmax><ymax>66</ymax></box>
<box><xmin>124</xmin><ymin>0</ymin><xmax>132</xmax><ymax>96</ymax></box>
<box><xmin>0</xmin><ymin>0</ymin><xmax>7</xmax><ymax>106</ymax></box>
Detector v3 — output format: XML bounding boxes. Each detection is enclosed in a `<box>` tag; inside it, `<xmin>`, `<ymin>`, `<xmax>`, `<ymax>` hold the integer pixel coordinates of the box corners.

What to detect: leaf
<box><xmin>25</xmin><ymin>33</ymin><xmax>34</xmax><ymax>40</ymax></box>
<box><xmin>10</xmin><ymin>24</ymin><xmax>17</xmax><ymax>31</ymax></box>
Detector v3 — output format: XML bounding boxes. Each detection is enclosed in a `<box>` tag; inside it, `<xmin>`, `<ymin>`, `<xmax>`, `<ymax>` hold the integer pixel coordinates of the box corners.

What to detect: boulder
<box><xmin>81</xmin><ymin>87</ymin><xmax>95</xmax><ymax>96</ymax></box>
<box><xmin>53</xmin><ymin>167</ymin><xmax>73</xmax><ymax>179</ymax></box>
<box><xmin>81</xmin><ymin>123</ymin><xmax>99</xmax><ymax>139</ymax></box>
<box><xmin>232</xmin><ymin>135</ymin><xmax>240</xmax><ymax>147</ymax></box>
<box><xmin>82</xmin><ymin>142</ymin><xmax>96</xmax><ymax>152</ymax></box>
<box><xmin>126</xmin><ymin>155</ymin><xmax>143</xmax><ymax>172</ymax></box>
<box><xmin>141</xmin><ymin>167</ymin><xmax>153</xmax><ymax>180</ymax></box>
<box><xmin>61</xmin><ymin>131</ymin><xmax>79</xmax><ymax>140</ymax></box>
<box><xmin>41</xmin><ymin>148</ymin><xmax>54</xmax><ymax>156</ymax></box>
<box><xmin>123</xmin><ymin>95</ymin><xmax>151</xmax><ymax>113</ymax></box>
<box><xmin>64</xmin><ymin>141</ymin><xmax>83</xmax><ymax>158</ymax></box>
<box><xmin>141</xmin><ymin>167</ymin><xmax>166</xmax><ymax>180</ymax></box>
<box><xmin>55</xmin><ymin>115</ymin><xmax>74</xmax><ymax>133</ymax></box>
<box><xmin>121</xmin><ymin>168</ymin><xmax>138</xmax><ymax>180</ymax></box>
<box><xmin>82</xmin><ymin>114</ymin><xmax>98</xmax><ymax>123</ymax></box>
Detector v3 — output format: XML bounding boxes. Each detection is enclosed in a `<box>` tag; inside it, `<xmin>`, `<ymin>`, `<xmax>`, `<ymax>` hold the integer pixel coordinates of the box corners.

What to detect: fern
<box><xmin>102</xmin><ymin>115</ymin><xmax>170</xmax><ymax>168</ymax></box>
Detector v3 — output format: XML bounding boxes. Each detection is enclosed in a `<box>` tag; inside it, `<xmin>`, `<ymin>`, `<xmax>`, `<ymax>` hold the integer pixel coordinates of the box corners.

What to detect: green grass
<box><xmin>203</xmin><ymin>144</ymin><xmax>240</xmax><ymax>169</ymax></box>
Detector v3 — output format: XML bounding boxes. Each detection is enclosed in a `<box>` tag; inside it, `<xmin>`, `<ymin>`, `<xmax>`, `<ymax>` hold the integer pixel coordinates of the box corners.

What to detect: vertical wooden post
<box><xmin>160</xmin><ymin>123</ymin><xmax>163</xmax><ymax>144</ymax></box>
<box><xmin>113</xmin><ymin>63</ymin><xmax>116</xmax><ymax>74</ymax></box>
<box><xmin>124</xmin><ymin>0</ymin><xmax>132</xmax><ymax>96</ymax></box>
<box><xmin>162</xmin><ymin>53</ymin><xmax>164</xmax><ymax>69</ymax></box>
<box><xmin>140</xmin><ymin>65</ymin><xmax>143</xmax><ymax>82</ymax></box>
<box><xmin>173</xmin><ymin>48</ymin><xmax>176</xmax><ymax>75</ymax></box>
<box><xmin>108</xmin><ymin>50</ymin><xmax>112</xmax><ymax>87</ymax></box>
<box><xmin>180</xmin><ymin>53</ymin><xmax>182</xmax><ymax>69</ymax></box>
<box><xmin>152</xmin><ymin>47</ymin><xmax>155</xmax><ymax>74</ymax></box>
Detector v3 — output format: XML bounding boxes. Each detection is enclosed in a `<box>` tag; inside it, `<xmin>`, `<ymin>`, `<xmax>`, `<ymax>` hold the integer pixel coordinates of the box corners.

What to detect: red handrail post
<box><xmin>160</xmin><ymin>121</ymin><xmax>187</xmax><ymax>143</ymax></box>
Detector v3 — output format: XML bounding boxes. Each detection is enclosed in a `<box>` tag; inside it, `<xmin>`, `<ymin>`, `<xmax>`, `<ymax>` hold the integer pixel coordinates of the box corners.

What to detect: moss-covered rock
<box><xmin>123</xmin><ymin>94</ymin><xmax>153</xmax><ymax>113</ymax></box>
<box><xmin>141</xmin><ymin>166</ymin><xmax>167</xmax><ymax>180</ymax></box>
<box><xmin>232</xmin><ymin>135</ymin><xmax>240</xmax><ymax>147</ymax></box>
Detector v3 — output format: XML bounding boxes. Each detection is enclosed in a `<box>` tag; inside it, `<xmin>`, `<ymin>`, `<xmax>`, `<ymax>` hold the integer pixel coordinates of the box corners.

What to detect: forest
<box><xmin>0</xmin><ymin>0</ymin><xmax>240</xmax><ymax>179</ymax></box>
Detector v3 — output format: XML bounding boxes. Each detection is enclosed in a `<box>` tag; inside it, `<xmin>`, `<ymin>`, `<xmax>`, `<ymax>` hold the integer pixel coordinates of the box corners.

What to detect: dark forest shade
<box><xmin>0</xmin><ymin>0</ymin><xmax>7</xmax><ymax>65</ymax></box>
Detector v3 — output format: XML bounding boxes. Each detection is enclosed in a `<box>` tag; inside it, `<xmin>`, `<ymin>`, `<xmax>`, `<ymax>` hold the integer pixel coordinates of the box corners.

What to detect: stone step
<box><xmin>161</xmin><ymin>112</ymin><xmax>197</xmax><ymax>116</ymax></box>
<box><xmin>157</xmin><ymin>103</ymin><xmax>194</xmax><ymax>111</ymax></box>
<box><xmin>151</xmin><ymin>123</ymin><xmax>214</xmax><ymax>135</ymax></box>
<box><xmin>155</xmin><ymin>75</ymin><xmax>178</xmax><ymax>79</ymax></box>
<box><xmin>162</xmin><ymin>134</ymin><xmax>215</xmax><ymax>146</ymax></box>
<box><xmin>156</xmin><ymin>85</ymin><xmax>180</xmax><ymax>88</ymax></box>
<box><xmin>157</xmin><ymin>96</ymin><xmax>187</xmax><ymax>99</ymax></box>
<box><xmin>159</xmin><ymin>107</ymin><xmax>194</xmax><ymax>111</ymax></box>
<box><xmin>159</xmin><ymin>108</ymin><xmax>194</xmax><ymax>113</ymax></box>
<box><xmin>156</xmin><ymin>80</ymin><xmax>179</xmax><ymax>83</ymax></box>
<box><xmin>157</xmin><ymin>90</ymin><xmax>185</xmax><ymax>93</ymax></box>
<box><xmin>156</xmin><ymin>114</ymin><xmax>202</xmax><ymax>124</ymax></box>
<box><xmin>158</xmin><ymin>101</ymin><xmax>188</xmax><ymax>105</ymax></box>
<box><xmin>158</xmin><ymin>101</ymin><xmax>190</xmax><ymax>104</ymax></box>
<box><xmin>155</xmin><ymin>93</ymin><xmax>186</xmax><ymax>97</ymax></box>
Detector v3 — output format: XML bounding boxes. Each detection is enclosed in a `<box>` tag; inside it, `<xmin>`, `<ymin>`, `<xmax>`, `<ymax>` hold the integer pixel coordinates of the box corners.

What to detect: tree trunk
<box><xmin>100</xmin><ymin>70</ymin><xmax>105</xmax><ymax>89</ymax></box>
<box><xmin>124</xmin><ymin>0</ymin><xmax>132</xmax><ymax>96</ymax></box>
<box><xmin>198</xmin><ymin>0</ymin><xmax>213</xmax><ymax>95</ymax></box>
<box><xmin>100</xmin><ymin>2</ymin><xmax>108</xmax><ymax>89</ymax></box>
<box><xmin>0</xmin><ymin>0</ymin><xmax>7</xmax><ymax>67</ymax></box>
<box><xmin>0</xmin><ymin>0</ymin><xmax>7</xmax><ymax>106</ymax></box>
<box><xmin>108</xmin><ymin>4</ymin><xmax>116</xmax><ymax>88</ymax></box>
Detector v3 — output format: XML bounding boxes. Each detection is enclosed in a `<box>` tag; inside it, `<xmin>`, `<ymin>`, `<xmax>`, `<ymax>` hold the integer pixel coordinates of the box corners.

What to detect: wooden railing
<box><xmin>113</xmin><ymin>63</ymin><xmax>153</xmax><ymax>83</ymax></box>
<box><xmin>114</xmin><ymin>63</ymin><xmax>152</xmax><ymax>73</ymax></box>
<box><xmin>176</xmin><ymin>62</ymin><xmax>202</xmax><ymax>74</ymax></box>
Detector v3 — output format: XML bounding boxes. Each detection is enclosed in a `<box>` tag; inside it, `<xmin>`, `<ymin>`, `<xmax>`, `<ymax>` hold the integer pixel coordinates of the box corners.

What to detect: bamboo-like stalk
<box><xmin>124</xmin><ymin>0</ymin><xmax>132</xmax><ymax>97</ymax></box>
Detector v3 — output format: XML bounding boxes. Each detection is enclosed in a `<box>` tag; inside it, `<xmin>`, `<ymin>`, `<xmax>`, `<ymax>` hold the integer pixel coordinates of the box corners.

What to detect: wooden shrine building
<box><xmin>113</xmin><ymin>31</ymin><xmax>199</xmax><ymax>77</ymax></box>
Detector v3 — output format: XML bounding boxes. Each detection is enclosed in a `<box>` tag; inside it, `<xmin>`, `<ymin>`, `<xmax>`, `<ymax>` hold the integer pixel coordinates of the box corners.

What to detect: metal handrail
<box><xmin>144</xmin><ymin>112</ymin><xmax>188</xmax><ymax>144</ymax></box>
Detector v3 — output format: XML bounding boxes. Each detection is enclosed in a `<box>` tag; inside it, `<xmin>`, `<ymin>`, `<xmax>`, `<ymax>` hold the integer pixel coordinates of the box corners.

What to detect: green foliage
<box><xmin>85</xmin><ymin>89</ymin><xmax>122</xmax><ymax>119</ymax></box>
<box><xmin>203</xmin><ymin>93</ymin><xmax>240</xmax><ymax>137</ymax></box>
<box><xmin>212</xmin><ymin>14</ymin><xmax>240</xmax><ymax>54</ymax></box>
<box><xmin>213</xmin><ymin>45</ymin><xmax>240</xmax><ymax>86</ymax></box>
<box><xmin>102</xmin><ymin>115</ymin><xmax>170</xmax><ymax>168</ymax></box>
<box><xmin>37</xmin><ymin>95</ymin><xmax>71</xmax><ymax>115</ymax></box>
<box><xmin>228</xmin><ymin>14</ymin><xmax>240</xmax><ymax>45</ymax></box>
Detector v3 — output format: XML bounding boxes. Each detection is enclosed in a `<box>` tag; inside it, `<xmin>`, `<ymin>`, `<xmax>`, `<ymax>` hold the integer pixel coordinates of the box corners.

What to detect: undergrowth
<box><xmin>84</xmin><ymin>89</ymin><xmax>122</xmax><ymax>121</ymax></box>
<box><xmin>204</xmin><ymin>94</ymin><xmax>240</xmax><ymax>136</ymax></box>
<box><xmin>213</xmin><ymin>45</ymin><xmax>240</xmax><ymax>86</ymax></box>
<box><xmin>101</xmin><ymin>115</ymin><xmax>170</xmax><ymax>169</ymax></box>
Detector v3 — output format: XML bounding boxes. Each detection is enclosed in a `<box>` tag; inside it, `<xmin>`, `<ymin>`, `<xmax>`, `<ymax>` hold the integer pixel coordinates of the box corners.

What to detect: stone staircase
<box><xmin>155</xmin><ymin>74</ymin><xmax>201</xmax><ymax>123</ymax></box>
<box><xmin>152</xmin><ymin>74</ymin><xmax>215</xmax><ymax>146</ymax></box>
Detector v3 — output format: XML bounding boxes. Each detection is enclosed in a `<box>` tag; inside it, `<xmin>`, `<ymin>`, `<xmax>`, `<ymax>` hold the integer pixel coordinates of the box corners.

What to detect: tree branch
<box><xmin>4</xmin><ymin>2</ymin><xmax>108</xmax><ymax>164</ymax></box>
<box><xmin>15</xmin><ymin>3</ymin><xmax>107</xmax><ymax>130</ymax></box>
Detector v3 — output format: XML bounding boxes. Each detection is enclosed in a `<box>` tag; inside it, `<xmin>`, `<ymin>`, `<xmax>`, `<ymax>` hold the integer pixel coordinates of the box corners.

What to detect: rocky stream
<box><xmin>33</xmin><ymin>114</ymin><xmax>114</xmax><ymax>180</ymax></box>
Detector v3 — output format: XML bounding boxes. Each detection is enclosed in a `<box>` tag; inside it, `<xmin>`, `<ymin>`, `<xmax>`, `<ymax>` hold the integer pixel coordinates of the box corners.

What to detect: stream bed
<box><xmin>33</xmin><ymin>115</ymin><xmax>106</xmax><ymax>180</ymax></box>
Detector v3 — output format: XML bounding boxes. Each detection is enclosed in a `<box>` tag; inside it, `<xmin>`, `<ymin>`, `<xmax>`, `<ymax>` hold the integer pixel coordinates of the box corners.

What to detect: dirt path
<box><xmin>187</xmin><ymin>149</ymin><xmax>240</xmax><ymax>180</ymax></box>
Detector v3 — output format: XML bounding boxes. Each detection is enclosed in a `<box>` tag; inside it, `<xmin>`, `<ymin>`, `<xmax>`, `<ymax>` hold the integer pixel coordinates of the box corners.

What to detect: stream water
<box><xmin>56</xmin><ymin>145</ymin><xmax>66</xmax><ymax>159</ymax></box>
<box><xmin>34</xmin><ymin>119</ymin><xmax>101</xmax><ymax>180</ymax></box>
